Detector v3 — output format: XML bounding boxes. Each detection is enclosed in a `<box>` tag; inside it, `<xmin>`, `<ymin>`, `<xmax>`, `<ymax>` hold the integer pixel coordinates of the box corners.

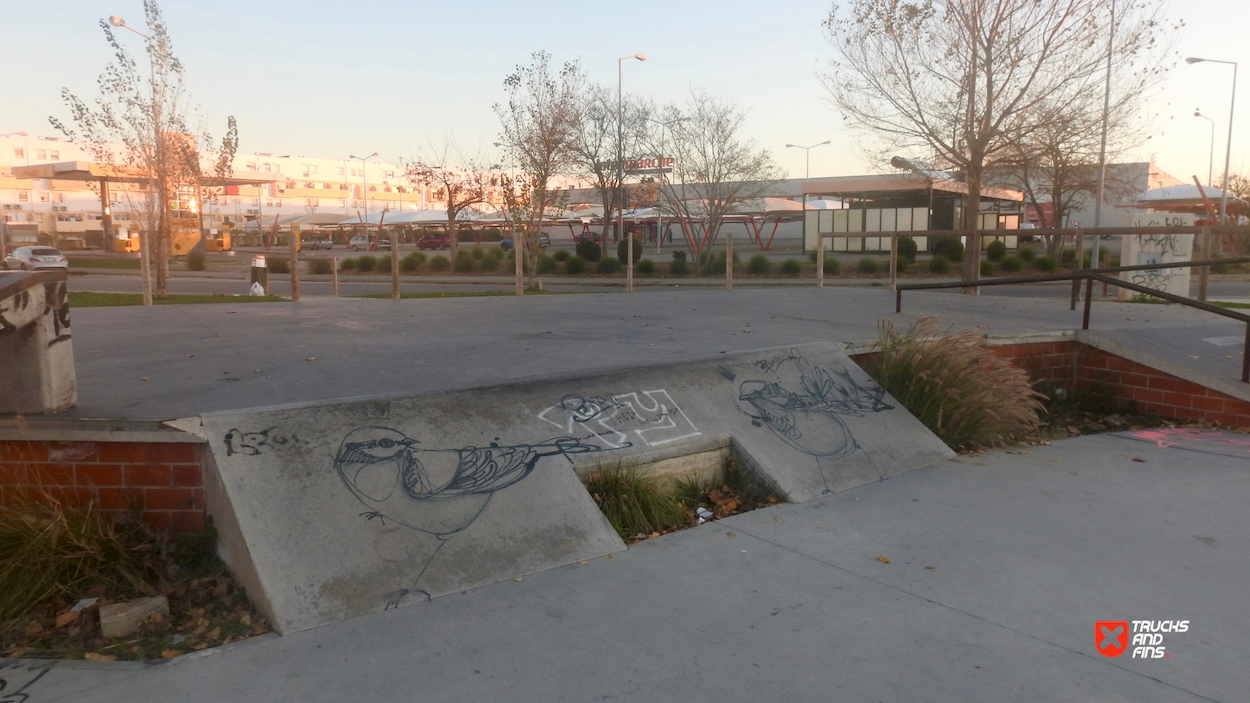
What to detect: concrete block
<box><xmin>199</xmin><ymin>342</ymin><xmax>952</xmax><ymax>634</ymax></box>
<box><xmin>0</xmin><ymin>271</ymin><xmax>76</xmax><ymax>413</ymax></box>
<box><xmin>99</xmin><ymin>596</ymin><xmax>169</xmax><ymax>638</ymax></box>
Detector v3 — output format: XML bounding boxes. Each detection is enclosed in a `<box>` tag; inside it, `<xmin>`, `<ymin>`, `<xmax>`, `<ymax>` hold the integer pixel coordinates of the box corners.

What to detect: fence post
<box><xmin>332</xmin><ymin>257</ymin><xmax>339</xmax><ymax>297</ymax></box>
<box><xmin>1071</xmin><ymin>228</ymin><xmax>1084</xmax><ymax>309</ymax></box>
<box><xmin>816</xmin><ymin>237</ymin><xmax>825</xmax><ymax>288</ymax></box>
<box><xmin>391</xmin><ymin>240</ymin><xmax>400</xmax><ymax>300</ymax></box>
<box><xmin>889</xmin><ymin>231</ymin><xmax>898</xmax><ymax>291</ymax></box>
<box><xmin>289</xmin><ymin>231</ymin><xmax>300</xmax><ymax>302</ymax></box>
<box><xmin>515</xmin><ymin>235</ymin><xmax>524</xmax><ymax>296</ymax></box>
<box><xmin>1198</xmin><ymin>225</ymin><xmax>1211</xmax><ymax>303</ymax></box>
<box><xmin>725</xmin><ymin>232</ymin><xmax>733</xmax><ymax>290</ymax></box>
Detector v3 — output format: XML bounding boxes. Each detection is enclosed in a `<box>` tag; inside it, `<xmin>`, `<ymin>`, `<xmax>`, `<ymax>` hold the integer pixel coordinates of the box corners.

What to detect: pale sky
<box><xmin>7</xmin><ymin>0</ymin><xmax>1247</xmax><ymax>185</ymax></box>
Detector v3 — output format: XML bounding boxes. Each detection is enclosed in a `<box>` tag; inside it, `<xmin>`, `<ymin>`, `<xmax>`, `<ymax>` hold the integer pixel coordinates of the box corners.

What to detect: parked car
<box><xmin>4</xmin><ymin>246</ymin><xmax>68</xmax><ymax>270</ymax></box>
<box><xmin>499</xmin><ymin>237</ymin><xmax>513</xmax><ymax>251</ymax></box>
<box><xmin>304</xmin><ymin>235</ymin><xmax>334</xmax><ymax>250</ymax></box>
<box><xmin>349</xmin><ymin>235</ymin><xmax>392</xmax><ymax>251</ymax></box>
<box><xmin>498</xmin><ymin>235</ymin><xmax>548</xmax><ymax>251</ymax></box>
<box><xmin>417</xmin><ymin>235</ymin><xmax>450</xmax><ymax>251</ymax></box>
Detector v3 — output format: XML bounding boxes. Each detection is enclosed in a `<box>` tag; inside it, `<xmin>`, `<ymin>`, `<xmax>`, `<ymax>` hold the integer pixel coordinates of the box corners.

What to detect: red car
<box><xmin>417</xmin><ymin>235</ymin><xmax>450</xmax><ymax>250</ymax></box>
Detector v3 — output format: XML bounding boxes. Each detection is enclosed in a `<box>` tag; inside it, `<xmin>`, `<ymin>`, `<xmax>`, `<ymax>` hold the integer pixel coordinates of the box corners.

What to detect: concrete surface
<box><xmin>9</xmin><ymin>431</ymin><xmax>1247</xmax><ymax>702</ymax></box>
<box><xmin>0</xmin><ymin>270</ymin><xmax>76</xmax><ymax>413</ymax></box>
<box><xmin>54</xmin><ymin>286</ymin><xmax>1250</xmax><ymax>422</ymax></box>
<box><xmin>198</xmin><ymin>343</ymin><xmax>951</xmax><ymax>632</ymax></box>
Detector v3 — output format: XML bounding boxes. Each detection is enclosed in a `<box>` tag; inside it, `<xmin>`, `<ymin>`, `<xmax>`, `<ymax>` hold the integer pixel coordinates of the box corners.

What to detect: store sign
<box><xmin>598</xmin><ymin>157</ymin><xmax>675</xmax><ymax>175</ymax></box>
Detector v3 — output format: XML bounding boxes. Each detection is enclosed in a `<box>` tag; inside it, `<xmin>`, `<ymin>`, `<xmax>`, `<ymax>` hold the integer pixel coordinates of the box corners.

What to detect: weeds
<box><xmin>863</xmin><ymin>317</ymin><xmax>1045</xmax><ymax>450</ymax></box>
<box><xmin>308</xmin><ymin>259</ymin><xmax>334</xmax><ymax>275</ymax></box>
<box><xmin>584</xmin><ymin>464</ymin><xmax>687</xmax><ymax>539</ymax></box>
<box><xmin>184</xmin><ymin>251</ymin><xmax>207</xmax><ymax>271</ymax></box>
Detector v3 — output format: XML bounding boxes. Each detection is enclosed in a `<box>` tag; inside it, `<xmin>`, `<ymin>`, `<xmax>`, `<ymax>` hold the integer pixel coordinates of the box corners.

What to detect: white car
<box><xmin>4</xmin><ymin>246</ymin><xmax>69</xmax><ymax>270</ymax></box>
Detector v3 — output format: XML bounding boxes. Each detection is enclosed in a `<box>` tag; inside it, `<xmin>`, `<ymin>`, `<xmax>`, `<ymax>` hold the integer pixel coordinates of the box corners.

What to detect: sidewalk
<box><xmin>10</xmin><ymin>431</ymin><xmax>1246</xmax><ymax>702</ymax></box>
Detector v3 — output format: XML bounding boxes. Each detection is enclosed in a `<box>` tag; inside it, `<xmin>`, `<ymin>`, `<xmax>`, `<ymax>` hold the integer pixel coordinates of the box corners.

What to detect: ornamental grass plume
<box><xmin>863</xmin><ymin>317</ymin><xmax>1045</xmax><ymax>450</ymax></box>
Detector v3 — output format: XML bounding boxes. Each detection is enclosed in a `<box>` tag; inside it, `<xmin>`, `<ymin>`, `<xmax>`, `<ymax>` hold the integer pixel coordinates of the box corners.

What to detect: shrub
<box><xmin>537</xmin><ymin>254</ymin><xmax>558</xmax><ymax>275</ymax></box>
<box><xmin>617</xmin><ymin>236</ymin><xmax>643</xmax><ymax>264</ymax></box>
<box><xmin>454</xmin><ymin>256</ymin><xmax>475</xmax><ymax>273</ymax></box>
<box><xmin>355</xmin><ymin>255</ymin><xmax>377</xmax><ymax>273</ymax></box>
<box><xmin>780</xmin><ymin>258</ymin><xmax>802</xmax><ymax>275</ymax></box>
<box><xmin>898</xmin><ymin>236</ymin><xmax>918</xmax><ymax>262</ymax></box>
<box><xmin>471</xmin><ymin>246</ymin><xmax>486</xmax><ymax>260</ymax></box>
<box><xmin>896</xmin><ymin>257</ymin><xmax>910</xmax><ymax>273</ymax></box>
<box><xmin>429</xmin><ymin>255</ymin><xmax>449</xmax><ymax>272</ymax></box>
<box><xmin>595</xmin><ymin>256</ymin><xmax>623</xmax><ymax>274</ymax></box>
<box><xmin>636</xmin><ymin>259</ymin><xmax>656</xmax><ymax>276</ymax></box>
<box><xmin>671</xmin><ymin>250</ymin><xmax>687</xmax><ymax>262</ymax></box>
<box><xmin>308</xmin><ymin>258</ymin><xmax>334</xmax><ymax>275</ymax></box>
<box><xmin>564</xmin><ymin>255</ymin><xmax>587</xmax><ymax>275</ymax></box>
<box><xmin>478</xmin><ymin>256</ymin><xmax>499</xmax><ymax>272</ymax></box>
<box><xmin>1061</xmin><ymin>246</ymin><xmax>1076</xmax><ymax>264</ymax></box>
<box><xmin>669</xmin><ymin>258</ymin><xmax>690</xmax><ymax>276</ymax></box>
<box><xmin>856</xmin><ymin>257</ymin><xmax>879</xmax><ymax>274</ymax></box>
<box><xmin>823</xmin><ymin>257</ymin><xmax>841</xmax><ymax>275</ymax></box>
<box><xmin>1000</xmin><ymin>255</ymin><xmax>1023</xmax><ymax>272</ymax></box>
<box><xmin>932</xmin><ymin>235</ymin><xmax>964</xmax><ymax>262</ymax></box>
<box><xmin>980</xmin><ymin>260</ymin><xmax>994</xmax><ymax>276</ymax></box>
<box><xmin>400</xmin><ymin>252</ymin><xmax>425</xmax><ymax>272</ymax></box>
<box><xmin>377</xmin><ymin>255</ymin><xmax>392</xmax><ymax>272</ymax></box>
<box><xmin>703</xmin><ymin>250</ymin><xmax>740</xmax><ymax>274</ymax></box>
<box><xmin>583</xmin><ymin>464</ymin><xmax>687</xmax><ymax>540</ymax></box>
<box><xmin>747</xmin><ymin>255</ymin><xmax>772</xmax><ymax>275</ymax></box>
<box><xmin>267</xmin><ymin>257</ymin><xmax>290</xmax><ymax>274</ymax></box>
<box><xmin>339</xmin><ymin>257</ymin><xmax>357</xmax><ymax>271</ymax></box>
<box><xmin>862</xmin><ymin>318</ymin><xmax>1045</xmax><ymax>450</ymax></box>
<box><xmin>552</xmin><ymin>249</ymin><xmax>570</xmax><ymax>262</ymax></box>
<box><xmin>1033</xmin><ymin>255</ymin><xmax>1059</xmax><ymax>273</ymax></box>
<box><xmin>485</xmin><ymin>247</ymin><xmax>505</xmax><ymax>262</ymax></box>
<box><xmin>185</xmin><ymin>250</ymin><xmax>207</xmax><ymax>271</ymax></box>
<box><xmin>929</xmin><ymin>254</ymin><xmax>951</xmax><ymax>274</ymax></box>
<box><xmin>986</xmin><ymin>240</ymin><xmax>1007</xmax><ymax>262</ymax></box>
<box><xmin>456</xmin><ymin>248</ymin><xmax>474</xmax><ymax>261</ymax></box>
<box><xmin>1211</xmin><ymin>262</ymin><xmax>1235</xmax><ymax>274</ymax></box>
<box><xmin>576</xmin><ymin>239</ymin><xmax>602</xmax><ymax>262</ymax></box>
<box><xmin>1016</xmin><ymin>246</ymin><xmax>1036</xmax><ymax>263</ymax></box>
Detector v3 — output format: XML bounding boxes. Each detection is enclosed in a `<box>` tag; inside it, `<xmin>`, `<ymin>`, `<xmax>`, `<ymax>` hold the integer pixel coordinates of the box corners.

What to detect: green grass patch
<box><xmin>348</xmin><ymin>290</ymin><xmax>567</xmax><ymax>299</ymax></box>
<box><xmin>69</xmin><ymin>292</ymin><xmax>286</xmax><ymax>307</ymax></box>
<box><xmin>68</xmin><ymin>257</ymin><xmax>141</xmax><ymax>270</ymax></box>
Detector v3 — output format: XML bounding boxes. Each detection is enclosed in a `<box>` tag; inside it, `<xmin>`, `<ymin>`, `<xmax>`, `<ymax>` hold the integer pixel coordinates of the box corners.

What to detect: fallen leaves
<box><xmin>877</xmin><ymin>556</ymin><xmax>891</xmax><ymax>563</ymax></box>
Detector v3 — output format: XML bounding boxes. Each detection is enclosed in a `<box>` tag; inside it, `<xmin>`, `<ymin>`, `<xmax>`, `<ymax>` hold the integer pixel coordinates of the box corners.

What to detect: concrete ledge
<box><xmin>0</xmin><ymin>417</ymin><xmax>206</xmax><ymax>443</ymax></box>
<box><xmin>1074</xmin><ymin>330</ymin><xmax>1250</xmax><ymax>405</ymax></box>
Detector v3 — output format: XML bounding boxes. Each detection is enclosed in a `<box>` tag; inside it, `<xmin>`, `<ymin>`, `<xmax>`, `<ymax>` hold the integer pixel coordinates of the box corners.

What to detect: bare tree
<box><xmin>657</xmin><ymin>92</ymin><xmax>781</xmax><ymax>257</ymax></box>
<box><xmin>568</xmin><ymin>84</ymin><xmax>651</xmax><ymax>243</ymax></box>
<box><xmin>823</xmin><ymin>0</ymin><xmax>1173</xmax><ymax>283</ymax></box>
<box><xmin>495</xmin><ymin>51</ymin><xmax>585</xmax><ymax>287</ymax></box>
<box><xmin>51</xmin><ymin>0</ymin><xmax>237</xmax><ymax>301</ymax></box>
<box><xmin>405</xmin><ymin>137</ymin><xmax>497</xmax><ymax>257</ymax></box>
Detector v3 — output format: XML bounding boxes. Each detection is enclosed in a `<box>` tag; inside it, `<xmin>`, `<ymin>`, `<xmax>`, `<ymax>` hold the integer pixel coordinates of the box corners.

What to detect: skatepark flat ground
<box><xmin>10</xmin><ymin>431</ymin><xmax>1247</xmax><ymax>702</ymax></box>
<box><xmin>63</xmin><ymin>286</ymin><xmax>1249</xmax><ymax>420</ymax></box>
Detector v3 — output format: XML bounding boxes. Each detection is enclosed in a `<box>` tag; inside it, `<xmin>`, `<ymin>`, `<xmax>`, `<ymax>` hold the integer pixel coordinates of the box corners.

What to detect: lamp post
<box><xmin>786</xmin><ymin>141</ymin><xmax>831</xmax><ymax>253</ymax></box>
<box><xmin>350</xmin><ymin>152</ymin><xmax>378</xmax><ymax>245</ymax></box>
<box><xmin>619</xmin><ymin>53</ymin><xmax>646</xmax><ymax>293</ymax></box>
<box><xmin>650</xmin><ymin>116</ymin><xmax>689</xmax><ymax>253</ymax></box>
<box><xmin>108</xmin><ymin>15</ymin><xmax>156</xmax><ymax>306</ymax></box>
<box><xmin>1187</xmin><ymin>57</ymin><xmax>1239</xmax><ymax>225</ymax></box>
<box><xmin>1194</xmin><ymin>110</ymin><xmax>1216</xmax><ymax>187</ymax></box>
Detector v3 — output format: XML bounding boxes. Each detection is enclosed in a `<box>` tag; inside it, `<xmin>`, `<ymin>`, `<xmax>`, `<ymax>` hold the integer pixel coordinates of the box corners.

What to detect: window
<box><xmin>247</xmin><ymin>162</ymin><xmax>257</xmax><ymax>170</ymax></box>
<box><xmin>263</xmin><ymin>163</ymin><xmax>272</xmax><ymax>172</ymax></box>
<box><xmin>14</xmin><ymin>147</ymin><xmax>24</xmax><ymax>158</ymax></box>
<box><xmin>252</xmin><ymin>198</ymin><xmax>260</xmax><ymax>206</ymax></box>
<box><xmin>306</xmin><ymin>197</ymin><xmax>319</xmax><ymax>206</ymax></box>
<box><xmin>18</xmin><ymin>191</ymin><xmax>29</xmax><ymax>202</ymax></box>
<box><xmin>323</xmin><ymin>183</ymin><xmax>332</xmax><ymax>189</ymax></box>
<box><xmin>275</xmin><ymin>199</ymin><xmax>282</xmax><ymax>207</ymax></box>
<box><xmin>39</xmin><ymin>192</ymin><xmax>50</xmax><ymax>203</ymax></box>
<box><xmin>336</xmin><ymin>166</ymin><xmax>345</xmax><ymax>175</ymax></box>
<box><xmin>50</xmin><ymin>150</ymin><xmax>59</xmax><ymax>160</ymax></box>
<box><xmin>384</xmin><ymin>170</ymin><xmax>395</xmax><ymax>179</ymax></box>
<box><xmin>37</xmin><ymin>149</ymin><xmax>46</xmax><ymax>160</ymax></box>
<box><xmin>311</xmin><ymin>165</ymin><xmax>318</xmax><ymax>174</ymax></box>
<box><xmin>265</xmin><ymin>199</ymin><xmax>273</xmax><ymax>207</ymax></box>
<box><xmin>339</xmin><ymin>199</ymin><xmax>346</xmax><ymax>208</ymax></box>
<box><xmin>53</xmin><ymin>192</ymin><xmax>63</xmax><ymax>203</ymax></box>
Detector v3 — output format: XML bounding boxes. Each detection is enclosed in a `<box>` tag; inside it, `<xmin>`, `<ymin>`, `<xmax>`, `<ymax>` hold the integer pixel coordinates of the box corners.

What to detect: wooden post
<box><xmin>627</xmin><ymin>234</ymin><xmax>634</xmax><ymax>293</ymax></box>
<box><xmin>288</xmin><ymin>225</ymin><xmax>300</xmax><ymax>302</ymax></box>
<box><xmin>515</xmin><ymin>235</ymin><xmax>524</xmax><ymax>296</ymax></box>
<box><xmin>1198</xmin><ymin>225</ymin><xmax>1211</xmax><ymax>303</ymax></box>
<box><xmin>725</xmin><ymin>232</ymin><xmax>733</xmax><ymax>290</ymax></box>
<box><xmin>816</xmin><ymin>237</ymin><xmax>825</xmax><ymax>288</ymax></box>
<box><xmin>391</xmin><ymin>238</ymin><xmax>400</xmax><ymax>301</ymax></box>
<box><xmin>332</xmin><ymin>257</ymin><xmax>339</xmax><ymax>297</ymax></box>
<box><xmin>889</xmin><ymin>231</ymin><xmax>898</xmax><ymax>291</ymax></box>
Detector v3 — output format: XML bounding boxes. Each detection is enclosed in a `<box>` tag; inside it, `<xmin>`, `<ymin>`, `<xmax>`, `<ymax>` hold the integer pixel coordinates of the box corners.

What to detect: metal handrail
<box><xmin>894</xmin><ymin>257</ymin><xmax>1250</xmax><ymax>382</ymax></box>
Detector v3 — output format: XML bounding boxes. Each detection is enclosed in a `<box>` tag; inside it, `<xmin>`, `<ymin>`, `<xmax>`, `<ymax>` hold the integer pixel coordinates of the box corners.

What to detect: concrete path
<box><xmin>61</xmin><ymin>286</ymin><xmax>1243</xmax><ymax>421</ymax></box>
<box><xmin>10</xmin><ymin>431</ymin><xmax>1246</xmax><ymax>702</ymax></box>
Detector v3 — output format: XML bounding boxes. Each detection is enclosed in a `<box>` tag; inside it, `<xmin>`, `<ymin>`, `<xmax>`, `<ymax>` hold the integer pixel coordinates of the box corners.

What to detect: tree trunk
<box><xmin>156</xmin><ymin>203</ymin><xmax>169</xmax><ymax>297</ymax></box>
<box><xmin>962</xmin><ymin>168</ymin><xmax>983</xmax><ymax>291</ymax></box>
<box><xmin>447</xmin><ymin>204</ymin><xmax>459</xmax><ymax>259</ymax></box>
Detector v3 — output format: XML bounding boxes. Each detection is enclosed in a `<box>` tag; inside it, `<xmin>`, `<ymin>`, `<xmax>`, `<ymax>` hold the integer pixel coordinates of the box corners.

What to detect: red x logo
<box><xmin>1096</xmin><ymin>621</ymin><xmax>1129</xmax><ymax>658</ymax></box>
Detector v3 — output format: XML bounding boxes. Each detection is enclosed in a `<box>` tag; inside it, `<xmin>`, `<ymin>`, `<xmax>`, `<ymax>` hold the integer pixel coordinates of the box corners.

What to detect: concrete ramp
<box><xmin>200</xmin><ymin>342</ymin><xmax>953</xmax><ymax>633</ymax></box>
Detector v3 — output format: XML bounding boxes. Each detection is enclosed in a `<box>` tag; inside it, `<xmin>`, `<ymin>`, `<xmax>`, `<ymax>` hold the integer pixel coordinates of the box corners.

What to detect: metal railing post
<box><xmin>1198</xmin><ymin>225</ymin><xmax>1211</xmax><ymax>303</ymax></box>
<box><xmin>1244</xmin><ymin>323</ymin><xmax>1250</xmax><ymax>383</ymax></box>
<box><xmin>895</xmin><ymin>287</ymin><xmax>902</xmax><ymax>314</ymax></box>
<box><xmin>889</xmin><ymin>231</ymin><xmax>898</xmax><ymax>291</ymax></box>
<box><xmin>1082</xmin><ymin>277</ymin><xmax>1094</xmax><ymax>330</ymax></box>
<box><xmin>1070</xmin><ymin>228</ymin><xmax>1083</xmax><ymax>310</ymax></box>
<box><xmin>816</xmin><ymin>240</ymin><xmax>824</xmax><ymax>288</ymax></box>
<box><xmin>726</xmin><ymin>232</ymin><xmax>733</xmax><ymax>290</ymax></box>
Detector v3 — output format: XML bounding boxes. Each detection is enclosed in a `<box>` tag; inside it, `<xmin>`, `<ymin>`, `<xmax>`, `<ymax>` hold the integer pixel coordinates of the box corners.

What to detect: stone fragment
<box><xmin>99</xmin><ymin>596</ymin><xmax>169</xmax><ymax>638</ymax></box>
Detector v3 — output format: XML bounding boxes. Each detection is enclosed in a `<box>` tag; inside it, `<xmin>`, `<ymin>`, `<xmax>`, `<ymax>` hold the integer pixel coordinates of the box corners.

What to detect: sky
<box><xmin>6</xmin><ymin>0</ymin><xmax>1247</xmax><ymax>185</ymax></box>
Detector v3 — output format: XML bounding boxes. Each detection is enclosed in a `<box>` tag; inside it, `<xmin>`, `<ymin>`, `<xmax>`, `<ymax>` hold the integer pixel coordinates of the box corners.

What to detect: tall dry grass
<box><xmin>863</xmin><ymin>318</ymin><xmax>1045</xmax><ymax>450</ymax></box>
<box><xmin>0</xmin><ymin>491</ymin><xmax>163</xmax><ymax>621</ymax></box>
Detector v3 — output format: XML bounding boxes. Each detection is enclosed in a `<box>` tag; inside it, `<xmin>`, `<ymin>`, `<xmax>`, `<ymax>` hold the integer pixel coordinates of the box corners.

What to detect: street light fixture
<box><xmin>1186</xmin><ymin>57</ymin><xmax>1239</xmax><ymax>225</ymax></box>
<box><xmin>349</xmin><ymin>151</ymin><xmax>378</xmax><ymax>218</ymax></box>
<box><xmin>1194</xmin><ymin>110</ymin><xmax>1216</xmax><ymax>187</ymax></box>
<box><xmin>619</xmin><ymin>53</ymin><xmax>646</xmax><ymax>293</ymax></box>
<box><xmin>786</xmin><ymin>141</ymin><xmax>831</xmax><ymax>253</ymax></box>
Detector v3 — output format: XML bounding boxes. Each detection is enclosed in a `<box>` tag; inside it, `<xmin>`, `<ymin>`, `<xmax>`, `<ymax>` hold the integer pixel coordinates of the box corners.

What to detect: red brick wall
<box><xmin>0</xmin><ymin>440</ymin><xmax>206</xmax><ymax>532</ymax></box>
<box><xmin>852</xmin><ymin>339</ymin><xmax>1250</xmax><ymax>428</ymax></box>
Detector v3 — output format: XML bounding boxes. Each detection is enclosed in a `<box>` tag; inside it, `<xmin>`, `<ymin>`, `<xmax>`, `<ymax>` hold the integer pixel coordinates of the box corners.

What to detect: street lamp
<box><xmin>350</xmin><ymin>151</ymin><xmax>378</xmax><ymax>217</ymax></box>
<box><xmin>1194</xmin><ymin>110</ymin><xmax>1216</xmax><ymax>187</ymax></box>
<box><xmin>108</xmin><ymin>14</ymin><xmax>156</xmax><ymax>307</ymax></box>
<box><xmin>786</xmin><ymin>141</ymin><xmax>831</xmax><ymax>253</ymax></box>
<box><xmin>1187</xmin><ymin>57</ymin><xmax>1239</xmax><ymax>225</ymax></box>
<box><xmin>619</xmin><ymin>53</ymin><xmax>646</xmax><ymax>293</ymax></box>
<box><xmin>650</xmin><ymin>116</ymin><xmax>689</xmax><ymax>253</ymax></box>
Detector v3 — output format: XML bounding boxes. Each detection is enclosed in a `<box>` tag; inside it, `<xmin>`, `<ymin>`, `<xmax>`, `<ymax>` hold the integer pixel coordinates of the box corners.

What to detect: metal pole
<box><xmin>1198</xmin><ymin>225</ymin><xmax>1211</xmax><ymax>302</ymax></box>
<box><xmin>725</xmin><ymin>231</ymin><xmax>733</xmax><ymax>290</ymax></box>
<box><xmin>1082</xmin><ymin>277</ymin><xmax>1094</xmax><ymax>330</ymax></box>
<box><xmin>895</xmin><ymin>287</ymin><xmax>902</xmax><ymax>314</ymax></box>
<box><xmin>515</xmin><ymin>226</ymin><xmax>524</xmax><ymax>296</ymax></box>
<box><xmin>1243</xmin><ymin>323</ymin><xmax>1250</xmax><ymax>383</ymax></box>
<box><xmin>1071</xmin><ymin>227</ymin><xmax>1084</xmax><ymax>309</ymax></box>
<box><xmin>1219</xmin><ymin>63</ymin><xmax>1237</xmax><ymax>225</ymax></box>
<box><xmin>1091</xmin><ymin>0</ymin><xmax>1115</xmax><ymax>282</ymax></box>
<box><xmin>817</xmin><ymin>237</ymin><xmax>825</xmax><ymax>288</ymax></box>
<box><xmin>889</xmin><ymin>232</ymin><xmax>898</xmax><ymax>290</ymax></box>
